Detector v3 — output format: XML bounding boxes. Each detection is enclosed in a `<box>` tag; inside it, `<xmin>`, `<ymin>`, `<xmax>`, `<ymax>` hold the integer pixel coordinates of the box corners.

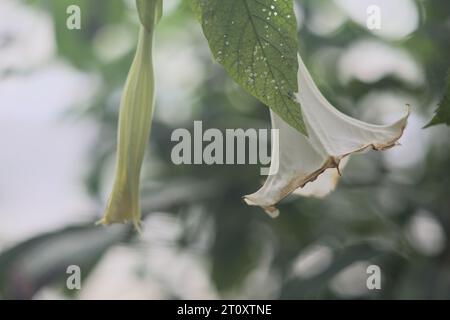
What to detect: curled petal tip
<box><xmin>244</xmin><ymin>196</ymin><xmax>280</xmax><ymax>218</ymax></box>
<box><xmin>265</xmin><ymin>207</ymin><xmax>280</xmax><ymax>218</ymax></box>
<box><xmin>96</xmin><ymin>215</ymin><xmax>142</xmax><ymax>232</ymax></box>
<box><xmin>95</xmin><ymin>218</ymin><xmax>106</xmax><ymax>226</ymax></box>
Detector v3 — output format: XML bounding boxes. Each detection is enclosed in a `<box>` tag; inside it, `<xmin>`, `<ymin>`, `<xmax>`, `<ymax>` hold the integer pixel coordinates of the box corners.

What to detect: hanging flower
<box><xmin>99</xmin><ymin>0</ymin><xmax>162</xmax><ymax>230</ymax></box>
<box><xmin>244</xmin><ymin>54</ymin><xmax>410</xmax><ymax>217</ymax></box>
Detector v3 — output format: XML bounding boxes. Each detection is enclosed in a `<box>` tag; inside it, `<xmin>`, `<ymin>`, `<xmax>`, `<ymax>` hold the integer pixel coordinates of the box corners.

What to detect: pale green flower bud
<box><xmin>99</xmin><ymin>1</ymin><xmax>162</xmax><ymax>230</ymax></box>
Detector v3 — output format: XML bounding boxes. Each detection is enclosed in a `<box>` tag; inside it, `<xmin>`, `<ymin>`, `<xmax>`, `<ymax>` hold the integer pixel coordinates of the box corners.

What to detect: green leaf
<box><xmin>189</xmin><ymin>0</ymin><xmax>307</xmax><ymax>135</ymax></box>
<box><xmin>425</xmin><ymin>72</ymin><xmax>450</xmax><ymax>128</ymax></box>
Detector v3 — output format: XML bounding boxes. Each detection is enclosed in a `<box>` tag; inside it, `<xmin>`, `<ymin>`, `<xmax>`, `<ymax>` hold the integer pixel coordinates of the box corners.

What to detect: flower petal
<box><xmin>294</xmin><ymin>157</ymin><xmax>349</xmax><ymax>198</ymax></box>
<box><xmin>244</xmin><ymin>54</ymin><xmax>409</xmax><ymax>216</ymax></box>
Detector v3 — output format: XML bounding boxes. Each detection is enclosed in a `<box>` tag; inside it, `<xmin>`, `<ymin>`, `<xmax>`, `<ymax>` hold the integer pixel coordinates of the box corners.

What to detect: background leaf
<box><xmin>189</xmin><ymin>0</ymin><xmax>307</xmax><ymax>134</ymax></box>
<box><xmin>426</xmin><ymin>72</ymin><xmax>450</xmax><ymax>127</ymax></box>
<box><xmin>0</xmin><ymin>224</ymin><xmax>129</xmax><ymax>299</ymax></box>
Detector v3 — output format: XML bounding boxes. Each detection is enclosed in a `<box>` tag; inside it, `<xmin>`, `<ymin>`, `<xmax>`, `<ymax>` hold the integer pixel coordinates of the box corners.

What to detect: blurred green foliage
<box><xmin>427</xmin><ymin>73</ymin><xmax>450</xmax><ymax>127</ymax></box>
<box><xmin>1</xmin><ymin>0</ymin><xmax>450</xmax><ymax>299</ymax></box>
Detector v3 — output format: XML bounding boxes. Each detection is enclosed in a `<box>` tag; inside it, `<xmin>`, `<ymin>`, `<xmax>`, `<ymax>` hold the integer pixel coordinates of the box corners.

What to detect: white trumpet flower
<box><xmin>244</xmin><ymin>55</ymin><xmax>410</xmax><ymax>217</ymax></box>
